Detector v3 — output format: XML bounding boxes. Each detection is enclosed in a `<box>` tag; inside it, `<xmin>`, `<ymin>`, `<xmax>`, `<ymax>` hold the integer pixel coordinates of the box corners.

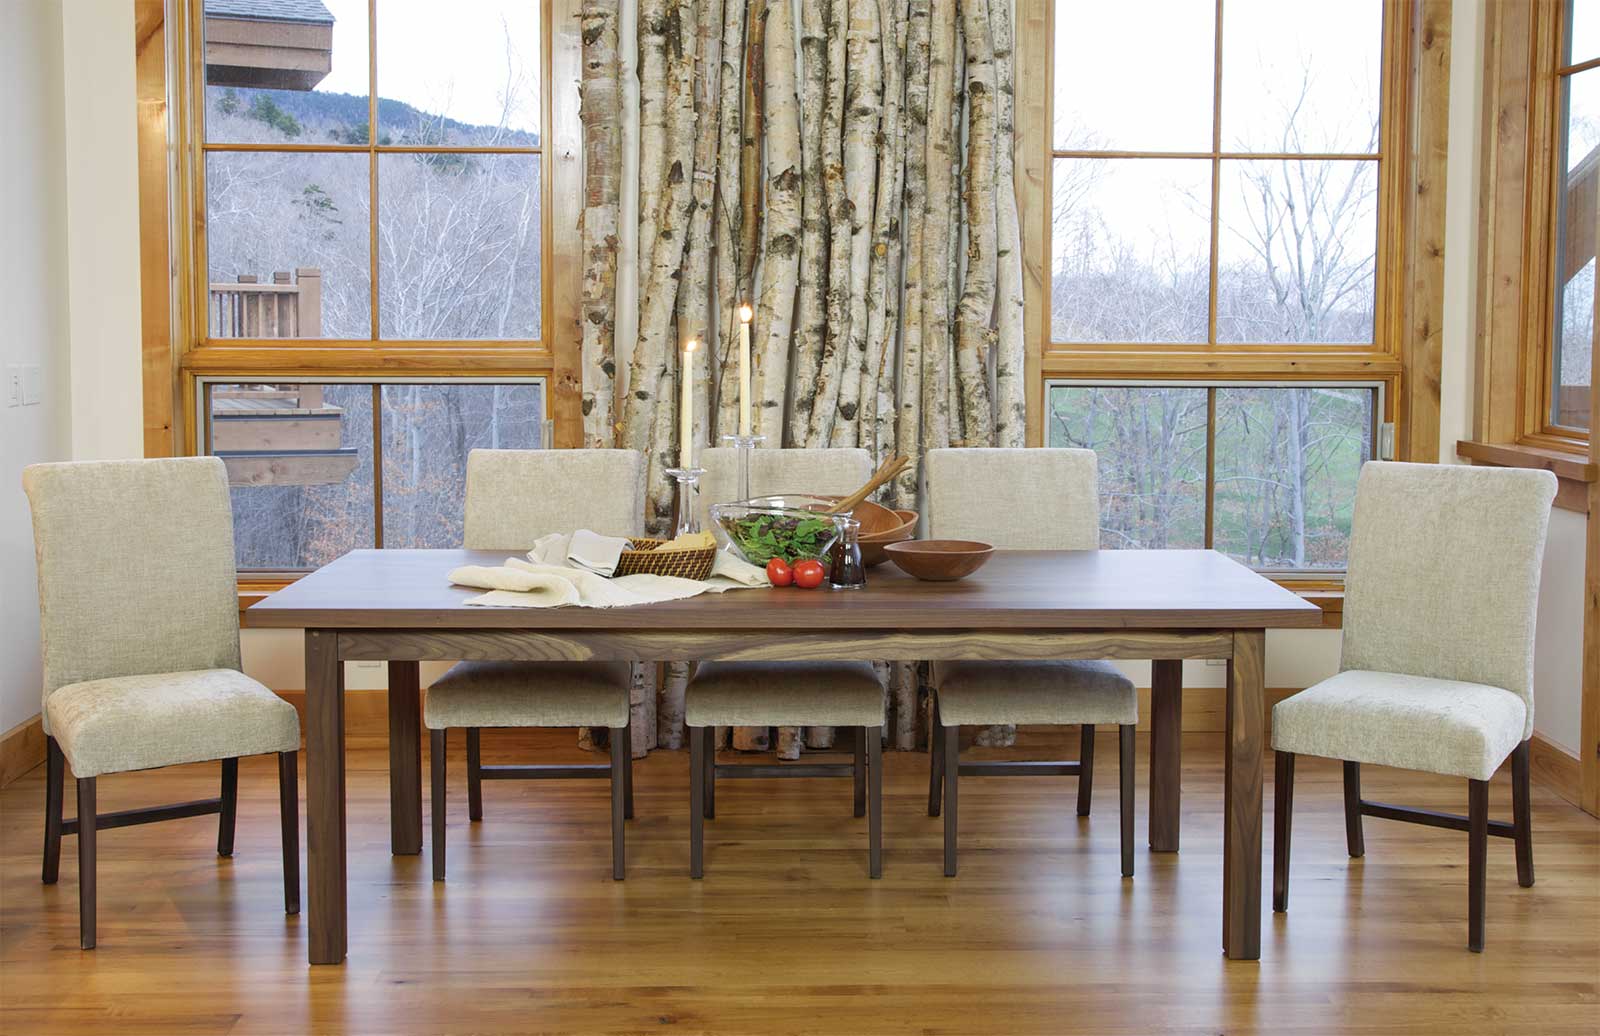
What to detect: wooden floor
<box><xmin>1</xmin><ymin>730</ymin><xmax>1596</xmax><ymax>1035</ymax></box>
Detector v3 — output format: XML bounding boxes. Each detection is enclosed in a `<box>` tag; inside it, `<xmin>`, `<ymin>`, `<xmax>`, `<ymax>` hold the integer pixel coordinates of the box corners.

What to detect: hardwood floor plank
<box><xmin>1</xmin><ymin>731</ymin><xmax>1595</xmax><ymax>1035</ymax></box>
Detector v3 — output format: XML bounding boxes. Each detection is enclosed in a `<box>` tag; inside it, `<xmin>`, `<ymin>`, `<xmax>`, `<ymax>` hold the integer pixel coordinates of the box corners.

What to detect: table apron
<box><xmin>332</xmin><ymin>628</ymin><xmax>1239</xmax><ymax>663</ymax></box>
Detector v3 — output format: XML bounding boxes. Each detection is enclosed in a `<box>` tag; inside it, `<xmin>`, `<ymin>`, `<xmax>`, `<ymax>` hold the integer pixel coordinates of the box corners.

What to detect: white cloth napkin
<box><xmin>565</xmin><ymin>529</ymin><xmax>630</xmax><ymax>576</ymax></box>
<box><xmin>449</xmin><ymin>534</ymin><xmax>771</xmax><ymax>608</ymax></box>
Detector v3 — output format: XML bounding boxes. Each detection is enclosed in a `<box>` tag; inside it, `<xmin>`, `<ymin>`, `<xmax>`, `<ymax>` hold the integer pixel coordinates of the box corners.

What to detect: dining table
<box><xmin>246</xmin><ymin>546</ymin><xmax>1322</xmax><ymax>965</ymax></box>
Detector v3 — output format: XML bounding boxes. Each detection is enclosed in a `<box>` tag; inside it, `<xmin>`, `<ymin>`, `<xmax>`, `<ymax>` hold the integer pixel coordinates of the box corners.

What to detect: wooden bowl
<box><xmin>817</xmin><ymin>496</ymin><xmax>906</xmax><ymax>537</ymax></box>
<box><xmin>884</xmin><ymin>539</ymin><xmax>995</xmax><ymax>581</ymax></box>
<box><xmin>859</xmin><ymin>509</ymin><xmax>918</xmax><ymax>567</ymax></box>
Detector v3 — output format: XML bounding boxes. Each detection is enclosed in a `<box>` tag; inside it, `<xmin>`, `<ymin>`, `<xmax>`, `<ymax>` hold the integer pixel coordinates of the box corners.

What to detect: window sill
<box><xmin>1455</xmin><ymin>440</ymin><xmax>1595</xmax><ymax>513</ymax></box>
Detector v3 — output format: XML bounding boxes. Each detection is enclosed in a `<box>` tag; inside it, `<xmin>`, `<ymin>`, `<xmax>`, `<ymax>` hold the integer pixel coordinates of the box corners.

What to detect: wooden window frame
<box><xmin>140</xmin><ymin>0</ymin><xmax>584</xmax><ymax>462</ymax></box>
<box><xmin>1017</xmin><ymin>0</ymin><xmax>1447</xmax><ymax>464</ymax></box>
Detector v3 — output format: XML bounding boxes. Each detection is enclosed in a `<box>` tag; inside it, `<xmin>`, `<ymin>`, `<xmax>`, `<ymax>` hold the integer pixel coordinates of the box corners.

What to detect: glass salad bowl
<box><xmin>709</xmin><ymin>495</ymin><xmax>851</xmax><ymax>566</ymax></box>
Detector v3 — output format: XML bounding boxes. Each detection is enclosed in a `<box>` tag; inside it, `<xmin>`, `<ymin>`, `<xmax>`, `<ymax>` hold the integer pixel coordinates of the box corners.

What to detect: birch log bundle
<box><xmin>578</xmin><ymin>0</ymin><xmax>1026</xmax><ymax>756</ymax></box>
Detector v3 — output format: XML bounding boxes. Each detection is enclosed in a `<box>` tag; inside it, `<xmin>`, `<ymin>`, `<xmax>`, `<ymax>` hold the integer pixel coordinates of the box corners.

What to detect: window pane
<box><xmin>208</xmin><ymin>383</ymin><xmax>375</xmax><ymax>571</ymax></box>
<box><xmin>206</xmin><ymin>152</ymin><xmax>372</xmax><ymax>339</ymax></box>
<box><xmin>1213</xmin><ymin>387</ymin><xmax>1373</xmax><ymax>571</ymax></box>
<box><xmin>1046</xmin><ymin>386</ymin><xmax>1208</xmax><ymax>550</ymax></box>
<box><xmin>1050</xmin><ymin>158</ymin><xmax>1210</xmax><ymax>343</ymax></box>
<box><xmin>1052</xmin><ymin>0</ymin><xmax>1213</xmax><ymax>152</ymax></box>
<box><xmin>376</xmin><ymin>0</ymin><xmax>541</xmax><ymax>146</ymax></box>
<box><xmin>1571</xmin><ymin>0</ymin><xmax>1600</xmax><ymax>66</ymax></box>
<box><xmin>377</xmin><ymin>153</ymin><xmax>542</xmax><ymax>339</ymax></box>
<box><xmin>1220</xmin><ymin>0</ymin><xmax>1382</xmax><ymax>154</ymax></box>
<box><xmin>1216</xmin><ymin>159</ymin><xmax>1377</xmax><ymax>344</ymax></box>
<box><xmin>1555</xmin><ymin>69</ymin><xmax>1600</xmax><ymax>430</ymax></box>
<box><xmin>379</xmin><ymin>383</ymin><xmax>546</xmax><ymax>548</ymax></box>
<box><xmin>204</xmin><ymin>0</ymin><xmax>370</xmax><ymax>145</ymax></box>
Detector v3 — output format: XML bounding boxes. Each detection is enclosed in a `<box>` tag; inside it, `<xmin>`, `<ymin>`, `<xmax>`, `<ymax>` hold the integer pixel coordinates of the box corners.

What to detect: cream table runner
<box><xmin>449</xmin><ymin>532</ymin><xmax>769</xmax><ymax>608</ymax></box>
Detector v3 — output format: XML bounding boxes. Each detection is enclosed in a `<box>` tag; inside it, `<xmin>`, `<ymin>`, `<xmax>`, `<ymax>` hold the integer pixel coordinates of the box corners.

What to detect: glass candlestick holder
<box><xmin>718</xmin><ymin>433</ymin><xmax>766</xmax><ymax>502</ymax></box>
<box><xmin>665</xmin><ymin>466</ymin><xmax>707</xmax><ymax>538</ymax></box>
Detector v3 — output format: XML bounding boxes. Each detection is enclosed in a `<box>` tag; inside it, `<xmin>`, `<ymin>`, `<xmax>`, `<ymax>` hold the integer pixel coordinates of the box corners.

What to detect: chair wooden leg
<box><xmin>217</xmin><ymin>757</ymin><xmax>239</xmax><ymax>857</ymax></box>
<box><xmin>1342</xmin><ymin>761</ymin><xmax>1365</xmax><ymax>858</ymax></box>
<box><xmin>1119</xmin><ymin>725</ymin><xmax>1134</xmax><ymax>878</ymax></box>
<box><xmin>1273</xmin><ymin>751</ymin><xmax>1294</xmax><ymax>912</ymax></box>
<box><xmin>610</xmin><ymin>723</ymin><xmax>626</xmax><ymax>881</ymax></box>
<box><xmin>928</xmin><ymin>702</ymin><xmax>944</xmax><ymax>818</ymax></box>
<box><xmin>77</xmin><ymin>777</ymin><xmax>96</xmax><ymax>950</ymax></box>
<box><xmin>702</xmin><ymin>724</ymin><xmax>714</xmax><ymax>820</ymax></box>
<box><xmin>1511</xmin><ymin>740</ymin><xmax>1534</xmax><ymax>888</ymax></box>
<box><xmin>278</xmin><ymin>751</ymin><xmax>300</xmax><ymax>914</ymax></box>
<box><xmin>943</xmin><ymin>723</ymin><xmax>959</xmax><ymax>877</ymax></box>
<box><xmin>689</xmin><ymin>726</ymin><xmax>705</xmax><ymax>879</ymax></box>
<box><xmin>42</xmin><ymin>737</ymin><xmax>63</xmax><ymax>885</ymax></box>
<box><xmin>1077</xmin><ymin>724</ymin><xmax>1095</xmax><ymax>817</ymax></box>
<box><xmin>1468</xmin><ymin>777</ymin><xmax>1488</xmax><ymax>952</ymax></box>
<box><xmin>854</xmin><ymin>728</ymin><xmax>867</xmax><ymax>819</ymax></box>
<box><xmin>625</xmin><ymin>719</ymin><xmax>636</xmax><ymax>821</ymax></box>
<box><xmin>867</xmin><ymin>726</ymin><xmax>883</xmax><ymax>878</ymax></box>
<box><xmin>430</xmin><ymin>730</ymin><xmax>446</xmax><ymax>882</ymax></box>
<box><xmin>465</xmin><ymin>728</ymin><xmax>483</xmax><ymax>822</ymax></box>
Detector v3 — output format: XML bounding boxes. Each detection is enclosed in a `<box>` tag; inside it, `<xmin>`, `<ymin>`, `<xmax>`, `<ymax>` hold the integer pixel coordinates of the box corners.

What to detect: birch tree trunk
<box><xmin>642</xmin><ymin>0</ymin><xmax>701</xmax><ymax>533</ymax></box>
<box><xmin>865</xmin><ymin>0</ymin><xmax>907</xmax><ymax>458</ymax></box>
<box><xmin>752</xmin><ymin>0</ymin><xmax>801</xmax><ymax>444</ymax></box>
<box><xmin>919</xmin><ymin>0</ymin><xmax>957</xmax><ymax>465</ymax></box>
<box><xmin>892</xmin><ymin>0</ymin><xmax>932</xmax><ymax>506</ymax></box>
<box><xmin>954</xmin><ymin>0</ymin><xmax>997</xmax><ymax>448</ymax></box>
<box><xmin>990</xmin><ymin>0</ymin><xmax>1026</xmax><ymax>449</ymax></box>
<box><xmin>805</xmin><ymin>0</ymin><xmax>851</xmax><ymax>447</ymax></box>
<box><xmin>787</xmin><ymin>0</ymin><xmax>830</xmax><ymax>446</ymax></box>
<box><xmin>712</xmin><ymin>0</ymin><xmax>747</xmax><ymax>437</ymax></box>
<box><xmin>738</xmin><ymin>0</ymin><xmax>766</xmax><ymax>300</ymax></box>
<box><xmin>829</xmin><ymin>0</ymin><xmax>883</xmax><ymax>447</ymax></box>
<box><xmin>580</xmin><ymin>0</ymin><xmax>622</xmax><ymax>449</ymax></box>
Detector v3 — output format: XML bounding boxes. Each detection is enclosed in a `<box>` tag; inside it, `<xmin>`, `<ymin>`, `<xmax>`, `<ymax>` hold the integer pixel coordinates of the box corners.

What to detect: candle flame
<box><xmin>738</xmin><ymin>304</ymin><xmax>753</xmax><ymax>323</ymax></box>
<box><xmin>685</xmin><ymin>338</ymin><xmax>699</xmax><ymax>353</ymax></box>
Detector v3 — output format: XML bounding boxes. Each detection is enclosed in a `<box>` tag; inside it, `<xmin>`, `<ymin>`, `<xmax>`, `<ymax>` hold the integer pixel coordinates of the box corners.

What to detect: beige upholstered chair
<box><xmin>23</xmin><ymin>457</ymin><xmax>301</xmax><ymax>950</ymax></box>
<box><xmin>685</xmin><ymin>448</ymin><xmax>885</xmax><ymax>877</ymax></box>
<box><xmin>923</xmin><ymin>448</ymin><xmax>1138</xmax><ymax>878</ymax></box>
<box><xmin>427</xmin><ymin>448</ymin><xmax>645</xmax><ymax>881</ymax></box>
<box><xmin>1272</xmin><ymin>461</ymin><xmax>1557</xmax><ymax>952</ymax></box>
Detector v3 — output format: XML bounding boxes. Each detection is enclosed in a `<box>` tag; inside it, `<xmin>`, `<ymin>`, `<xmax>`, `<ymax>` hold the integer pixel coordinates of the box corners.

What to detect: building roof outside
<box><xmin>205</xmin><ymin>0</ymin><xmax>334</xmax><ymax>24</ymax></box>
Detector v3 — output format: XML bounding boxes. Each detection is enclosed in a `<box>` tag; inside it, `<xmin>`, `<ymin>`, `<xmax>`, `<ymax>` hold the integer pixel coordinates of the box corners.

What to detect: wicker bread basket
<box><xmin>613</xmin><ymin>537</ymin><xmax>717</xmax><ymax>581</ymax></box>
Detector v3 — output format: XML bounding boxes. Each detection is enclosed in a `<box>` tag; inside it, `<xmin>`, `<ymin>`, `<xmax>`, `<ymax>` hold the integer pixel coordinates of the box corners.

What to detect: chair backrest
<box><xmin>698</xmin><ymin>447</ymin><xmax>874</xmax><ymax>528</ymax></box>
<box><xmin>925</xmin><ymin>447</ymin><xmax>1100</xmax><ymax>549</ymax></box>
<box><xmin>23</xmin><ymin>457</ymin><xmax>243</xmax><ymax>716</ymax></box>
<box><xmin>462</xmin><ymin>449</ymin><xmax>646</xmax><ymax>549</ymax></box>
<box><xmin>1341</xmin><ymin>461</ymin><xmax>1556</xmax><ymax>736</ymax></box>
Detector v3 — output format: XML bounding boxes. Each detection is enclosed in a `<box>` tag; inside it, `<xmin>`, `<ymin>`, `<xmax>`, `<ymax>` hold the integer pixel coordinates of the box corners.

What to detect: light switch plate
<box><xmin>5</xmin><ymin>366</ymin><xmax>20</xmax><ymax>408</ymax></box>
<box><xmin>20</xmin><ymin>364</ymin><xmax>41</xmax><ymax>405</ymax></box>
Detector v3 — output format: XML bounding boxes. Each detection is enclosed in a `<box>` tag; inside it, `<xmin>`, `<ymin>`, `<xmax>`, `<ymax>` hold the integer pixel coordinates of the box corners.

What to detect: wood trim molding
<box><xmin>0</xmin><ymin>715</ymin><xmax>46</xmax><ymax>788</ymax></box>
<box><xmin>1456</xmin><ymin>438</ymin><xmax>1597</xmax><ymax>512</ymax></box>
<box><xmin>1529</xmin><ymin>732</ymin><xmax>1584</xmax><ymax>811</ymax></box>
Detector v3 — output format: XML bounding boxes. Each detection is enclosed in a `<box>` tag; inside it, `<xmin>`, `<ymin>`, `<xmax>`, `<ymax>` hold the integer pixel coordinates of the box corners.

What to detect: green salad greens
<box><xmin>719</xmin><ymin>511</ymin><xmax>837</xmax><ymax>565</ymax></box>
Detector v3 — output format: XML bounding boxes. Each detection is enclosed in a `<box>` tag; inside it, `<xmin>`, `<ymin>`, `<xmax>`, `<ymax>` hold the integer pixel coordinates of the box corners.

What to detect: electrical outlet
<box><xmin>20</xmin><ymin>364</ymin><xmax>41</xmax><ymax>405</ymax></box>
<box><xmin>5</xmin><ymin>366</ymin><xmax>20</xmax><ymax>408</ymax></box>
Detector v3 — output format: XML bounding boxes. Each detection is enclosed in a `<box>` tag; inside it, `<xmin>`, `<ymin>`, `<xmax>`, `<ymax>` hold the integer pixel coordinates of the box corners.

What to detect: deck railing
<box><xmin>209</xmin><ymin>268</ymin><xmax>322</xmax><ymax>338</ymax></box>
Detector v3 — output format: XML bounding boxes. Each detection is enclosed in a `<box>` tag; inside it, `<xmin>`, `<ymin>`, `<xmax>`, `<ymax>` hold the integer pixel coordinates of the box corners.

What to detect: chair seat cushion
<box><xmin>1272</xmin><ymin>669</ymin><xmax>1527</xmax><ymax>781</ymax></box>
<box><xmin>46</xmin><ymin>669</ymin><xmax>299</xmax><ymax>779</ymax></box>
<box><xmin>685</xmin><ymin>661</ymin><xmax>884</xmax><ymax>728</ymax></box>
<box><xmin>424</xmin><ymin>660</ymin><xmax>631</xmax><ymax>730</ymax></box>
<box><xmin>932</xmin><ymin>659</ymin><xmax>1137</xmax><ymax>726</ymax></box>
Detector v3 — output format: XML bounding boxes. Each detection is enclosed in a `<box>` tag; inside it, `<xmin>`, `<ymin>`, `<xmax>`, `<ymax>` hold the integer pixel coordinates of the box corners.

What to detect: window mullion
<box><xmin>371</xmin><ymin>383</ymin><xmax>384</xmax><ymax>549</ymax></box>
<box><xmin>1204</xmin><ymin>386</ymin><xmax>1217</xmax><ymax>549</ymax></box>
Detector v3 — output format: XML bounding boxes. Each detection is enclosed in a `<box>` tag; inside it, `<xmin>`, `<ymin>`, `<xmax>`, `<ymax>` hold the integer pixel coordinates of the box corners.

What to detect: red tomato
<box><xmin>766</xmin><ymin>557</ymin><xmax>794</xmax><ymax>587</ymax></box>
<box><xmin>792</xmin><ymin>558</ymin><xmax>826</xmax><ymax>589</ymax></box>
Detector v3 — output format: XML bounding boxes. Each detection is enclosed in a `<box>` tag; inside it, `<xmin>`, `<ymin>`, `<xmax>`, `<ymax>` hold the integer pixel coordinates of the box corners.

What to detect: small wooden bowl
<box><xmin>859</xmin><ymin>509</ymin><xmax>918</xmax><ymax>567</ymax></box>
<box><xmin>884</xmin><ymin>539</ymin><xmax>995</xmax><ymax>581</ymax></box>
<box><xmin>816</xmin><ymin>496</ymin><xmax>905</xmax><ymax>537</ymax></box>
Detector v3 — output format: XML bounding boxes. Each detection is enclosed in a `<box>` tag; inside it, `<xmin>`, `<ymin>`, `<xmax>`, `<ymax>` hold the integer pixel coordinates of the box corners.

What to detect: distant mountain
<box><xmin>210</xmin><ymin>86</ymin><xmax>540</xmax><ymax>148</ymax></box>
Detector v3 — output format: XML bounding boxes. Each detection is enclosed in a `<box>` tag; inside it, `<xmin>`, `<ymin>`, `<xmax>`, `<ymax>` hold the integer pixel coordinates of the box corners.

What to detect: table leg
<box><xmin>305</xmin><ymin>630</ymin><xmax>348</xmax><ymax>965</ymax></box>
<box><xmin>1148</xmin><ymin>659</ymin><xmax>1183</xmax><ymax>852</ymax></box>
<box><xmin>388</xmin><ymin>661</ymin><xmax>422</xmax><ymax>855</ymax></box>
<box><xmin>1224</xmin><ymin>630</ymin><xmax>1265</xmax><ymax>960</ymax></box>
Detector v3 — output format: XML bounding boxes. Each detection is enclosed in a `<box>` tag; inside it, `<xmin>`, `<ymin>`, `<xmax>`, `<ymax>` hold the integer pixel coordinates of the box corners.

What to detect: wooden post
<box><xmin>295</xmin><ymin>267</ymin><xmax>322</xmax><ymax>338</ymax></box>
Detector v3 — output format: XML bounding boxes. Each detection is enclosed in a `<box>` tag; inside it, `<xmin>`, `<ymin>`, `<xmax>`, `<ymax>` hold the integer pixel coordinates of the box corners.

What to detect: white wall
<box><xmin>1</xmin><ymin>0</ymin><xmax>73</xmax><ymax>734</ymax></box>
<box><xmin>60</xmin><ymin>0</ymin><xmax>143</xmax><ymax>462</ymax></box>
<box><xmin>1533</xmin><ymin>510</ymin><xmax>1587</xmax><ymax>754</ymax></box>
